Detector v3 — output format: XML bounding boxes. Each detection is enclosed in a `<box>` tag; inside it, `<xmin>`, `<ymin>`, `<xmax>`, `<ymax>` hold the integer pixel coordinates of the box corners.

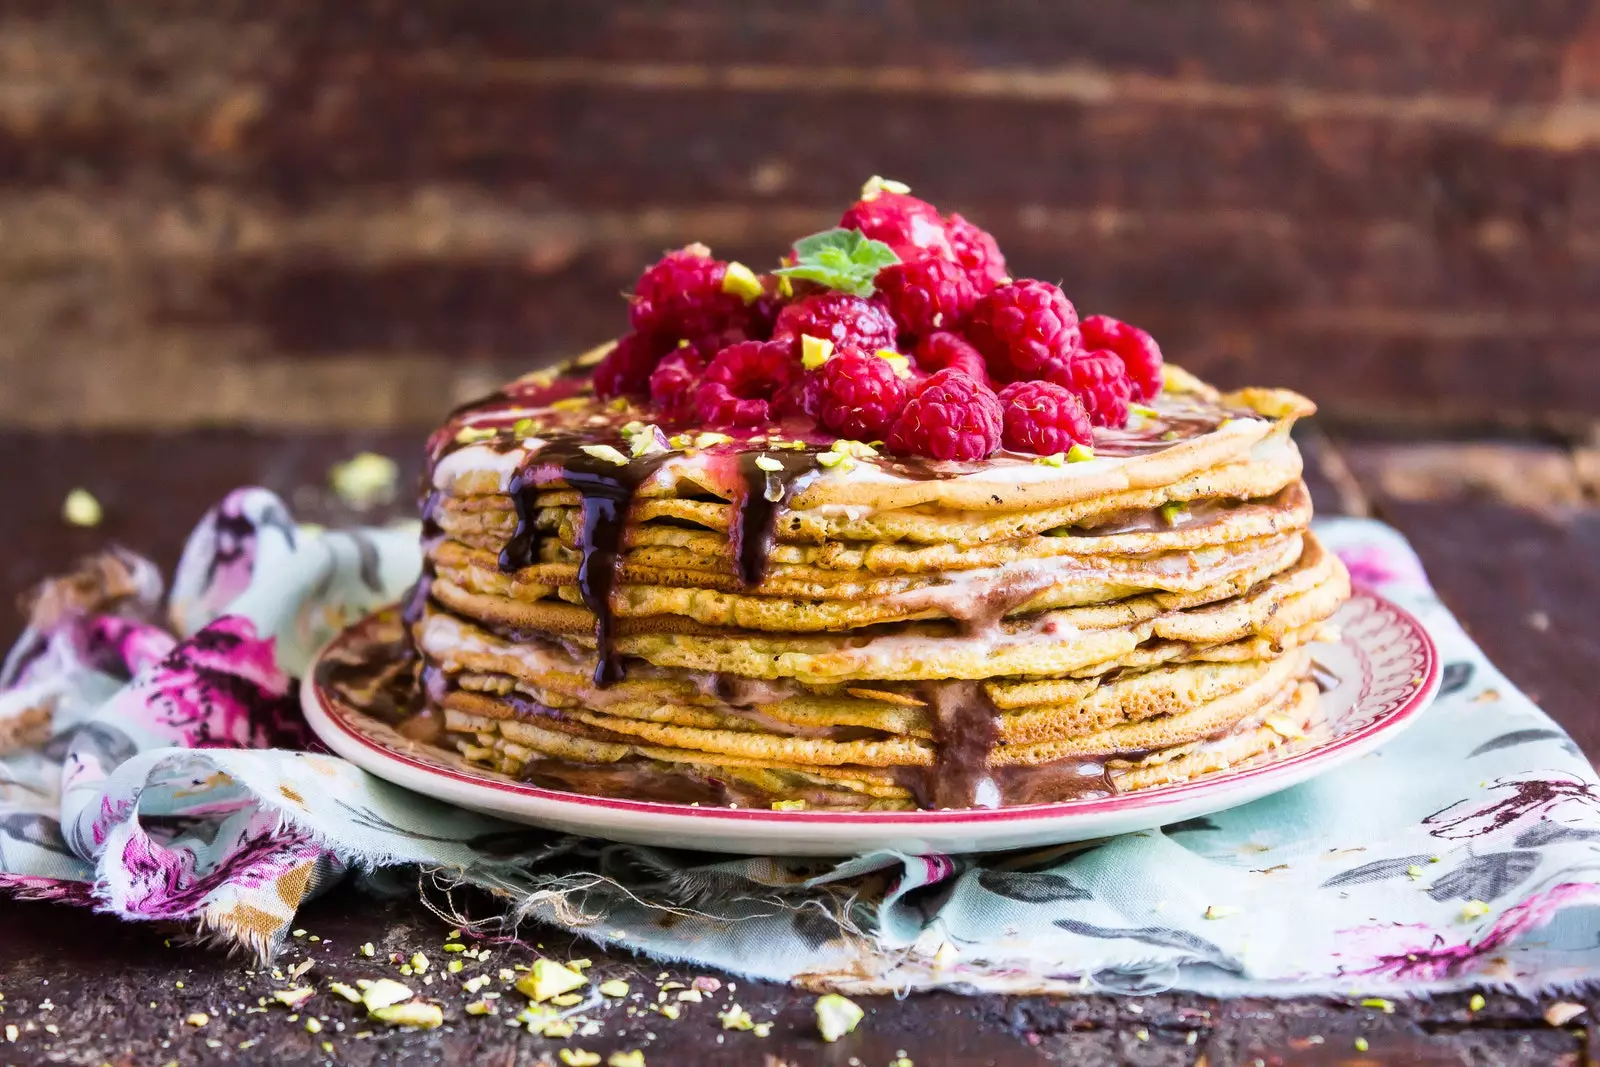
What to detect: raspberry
<box><xmin>839</xmin><ymin>191</ymin><xmax>955</xmax><ymax>263</ymax></box>
<box><xmin>594</xmin><ymin>331</ymin><xmax>672</xmax><ymax>399</ymax></box>
<box><xmin>629</xmin><ymin>245</ymin><xmax>750</xmax><ymax>340</ymax></box>
<box><xmin>886</xmin><ymin>368</ymin><xmax>1003</xmax><ymax>462</ymax></box>
<box><xmin>996</xmin><ymin>381</ymin><xmax>1092</xmax><ymax>455</ymax></box>
<box><xmin>694</xmin><ymin>340</ymin><xmax>801</xmax><ymax>428</ymax></box>
<box><xmin>966</xmin><ymin>279</ymin><xmax>1082</xmax><ymax>383</ymax></box>
<box><xmin>647</xmin><ymin>348</ymin><xmax>705</xmax><ymax>422</ymax></box>
<box><xmin>875</xmin><ymin>257</ymin><xmax>976</xmax><ymax>339</ymax></box>
<box><xmin>945</xmin><ymin>212</ymin><xmax>1008</xmax><ymax>293</ymax></box>
<box><xmin>914</xmin><ymin>331</ymin><xmax>988</xmax><ymax>380</ymax></box>
<box><xmin>809</xmin><ymin>350</ymin><xmax>909</xmax><ymax>441</ymax></box>
<box><xmin>1080</xmin><ymin>314</ymin><xmax>1164</xmax><ymax>401</ymax></box>
<box><xmin>771</xmin><ymin>292</ymin><xmax>897</xmax><ymax>354</ymax></box>
<box><xmin>1047</xmin><ymin>348</ymin><xmax>1132</xmax><ymax>428</ymax></box>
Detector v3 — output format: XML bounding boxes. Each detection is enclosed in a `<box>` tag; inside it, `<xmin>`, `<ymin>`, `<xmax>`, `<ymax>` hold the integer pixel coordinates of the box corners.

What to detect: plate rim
<box><xmin>301</xmin><ymin>585</ymin><xmax>1439</xmax><ymax>828</ymax></box>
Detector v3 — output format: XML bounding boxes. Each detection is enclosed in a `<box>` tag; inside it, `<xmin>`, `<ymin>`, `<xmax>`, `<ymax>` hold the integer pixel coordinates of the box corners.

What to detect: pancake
<box><xmin>347</xmin><ymin>328</ymin><xmax>1349</xmax><ymax>811</ymax></box>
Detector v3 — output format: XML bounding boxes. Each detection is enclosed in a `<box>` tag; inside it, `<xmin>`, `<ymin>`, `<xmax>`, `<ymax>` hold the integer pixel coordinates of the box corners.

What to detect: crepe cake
<box><xmin>358</xmin><ymin>178</ymin><xmax>1350</xmax><ymax>811</ymax></box>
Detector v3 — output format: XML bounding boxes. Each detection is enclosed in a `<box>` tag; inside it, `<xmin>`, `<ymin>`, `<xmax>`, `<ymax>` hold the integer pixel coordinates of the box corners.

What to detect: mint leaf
<box><xmin>774</xmin><ymin>227</ymin><xmax>899</xmax><ymax>296</ymax></box>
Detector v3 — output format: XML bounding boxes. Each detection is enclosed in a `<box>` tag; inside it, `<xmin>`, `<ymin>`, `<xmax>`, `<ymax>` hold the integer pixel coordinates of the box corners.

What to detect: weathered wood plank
<box><xmin>8</xmin><ymin>0</ymin><xmax>1596</xmax><ymax>100</ymax></box>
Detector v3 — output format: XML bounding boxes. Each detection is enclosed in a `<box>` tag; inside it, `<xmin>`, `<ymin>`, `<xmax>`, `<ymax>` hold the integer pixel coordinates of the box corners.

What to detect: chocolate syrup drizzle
<box><xmin>499</xmin><ymin>439</ymin><xmax>672</xmax><ymax>686</ymax></box>
<box><xmin>729</xmin><ymin>449</ymin><xmax>820</xmax><ymax>587</ymax></box>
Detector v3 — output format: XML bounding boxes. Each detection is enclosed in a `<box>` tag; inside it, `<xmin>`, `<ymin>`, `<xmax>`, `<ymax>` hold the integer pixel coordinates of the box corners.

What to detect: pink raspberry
<box><xmin>808</xmin><ymin>350</ymin><xmax>909</xmax><ymax>441</ymax></box>
<box><xmin>1080</xmin><ymin>314</ymin><xmax>1164</xmax><ymax>401</ymax></box>
<box><xmin>945</xmin><ymin>213</ymin><xmax>1008</xmax><ymax>293</ymax></box>
<box><xmin>1047</xmin><ymin>349</ymin><xmax>1132</xmax><ymax>428</ymax></box>
<box><xmin>629</xmin><ymin>246</ymin><xmax>750</xmax><ymax>341</ymax></box>
<box><xmin>914</xmin><ymin>331</ymin><xmax>988</xmax><ymax>381</ymax></box>
<box><xmin>647</xmin><ymin>349</ymin><xmax>705</xmax><ymax>423</ymax></box>
<box><xmin>594</xmin><ymin>331</ymin><xmax>673</xmax><ymax>399</ymax></box>
<box><xmin>886</xmin><ymin>368</ymin><xmax>1003</xmax><ymax>462</ymax></box>
<box><xmin>839</xmin><ymin>191</ymin><xmax>955</xmax><ymax>262</ymax></box>
<box><xmin>965</xmin><ymin>280</ymin><xmax>1082</xmax><ymax>383</ymax></box>
<box><xmin>694</xmin><ymin>340</ymin><xmax>800</xmax><ymax>428</ymax></box>
<box><xmin>996</xmin><ymin>381</ymin><xmax>1092</xmax><ymax>455</ymax></box>
<box><xmin>875</xmin><ymin>257</ymin><xmax>976</xmax><ymax>339</ymax></box>
<box><xmin>771</xmin><ymin>292</ymin><xmax>897</xmax><ymax>354</ymax></box>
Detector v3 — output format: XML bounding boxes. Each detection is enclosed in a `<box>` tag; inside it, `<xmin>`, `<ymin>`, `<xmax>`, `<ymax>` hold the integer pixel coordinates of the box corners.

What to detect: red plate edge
<box><xmin>307</xmin><ymin>586</ymin><xmax>1440</xmax><ymax>827</ymax></box>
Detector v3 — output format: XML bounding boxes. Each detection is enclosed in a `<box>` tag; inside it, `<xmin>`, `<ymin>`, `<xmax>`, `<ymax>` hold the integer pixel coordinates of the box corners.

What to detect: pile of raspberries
<box><xmin>594</xmin><ymin>179</ymin><xmax>1163</xmax><ymax>461</ymax></box>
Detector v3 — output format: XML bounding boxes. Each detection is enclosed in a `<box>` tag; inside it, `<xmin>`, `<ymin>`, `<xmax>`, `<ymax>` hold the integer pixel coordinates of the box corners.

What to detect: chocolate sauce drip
<box><xmin>499</xmin><ymin>439</ymin><xmax>671</xmax><ymax>687</ymax></box>
<box><xmin>892</xmin><ymin>680</ymin><xmax>1004</xmax><ymax>809</ymax></box>
<box><xmin>728</xmin><ymin>449</ymin><xmax>819</xmax><ymax>587</ymax></box>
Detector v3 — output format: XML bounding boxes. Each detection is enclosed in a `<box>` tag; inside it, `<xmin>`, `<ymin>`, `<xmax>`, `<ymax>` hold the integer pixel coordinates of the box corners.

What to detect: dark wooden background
<box><xmin>4</xmin><ymin>1</ymin><xmax>1600</xmax><ymax>435</ymax></box>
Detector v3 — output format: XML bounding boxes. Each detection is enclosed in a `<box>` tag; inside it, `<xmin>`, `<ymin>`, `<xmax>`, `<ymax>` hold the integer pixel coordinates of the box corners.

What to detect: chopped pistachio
<box><xmin>1066</xmin><ymin>443</ymin><xmax>1095</xmax><ymax>463</ymax></box>
<box><xmin>62</xmin><ymin>488</ymin><xmax>103</xmax><ymax>528</ymax></box>
<box><xmin>668</xmin><ymin>433</ymin><xmax>694</xmax><ymax>448</ymax></box>
<box><xmin>694</xmin><ymin>431</ymin><xmax>733</xmax><ymax>448</ymax></box>
<box><xmin>873</xmin><ymin>349</ymin><xmax>912</xmax><ymax>377</ymax></box>
<box><xmin>1159</xmin><ymin>501</ymin><xmax>1188</xmax><ymax>526</ymax></box>
<box><xmin>1034</xmin><ymin>452</ymin><xmax>1066</xmax><ymax>467</ymax></box>
<box><xmin>830</xmin><ymin>439</ymin><xmax>878</xmax><ymax>457</ymax></box>
<box><xmin>860</xmin><ymin>175</ymin><xmax>911</xmax><ymax>200</ymax></box>
<box><xmin>185</xmin><ymin>1012</ymin><xmax>210</xmax><ymax>1027</ymax></box>
<box><xmin>627</xmin><ymin>425</ymin><xmax>670</xmax><ymax>457</ymax></box>
<box><xmin>273</xmin><ymin>987</ymin><xmax>316</xmax><ymax>1010</ymax></box>
<box><xmin>1469</xmin><ymin>993</ymin><xmax>1486</xmax><ymax>1012</ymax></box>
<box><xmin>3</xmin><ymin>1025</ymin><xmax>14</xmax><ymax>1043</ymax></box>
<box><xmin>598</xmin><ymin>980</ymin><xmax>630</xmax><ymax>998</ymax></box>
<box><xmin>465</xmin><ymin>999</ymin><xmax>496</xmax><ymax>1016</ymax></box>
<box><xmin>1460</xmin><ymin>900</ymin><xmax>1491</xmax><ymax>921</ymax></box>
<box><xmin>454</xmin><ymin>425</ymin><xmax>499</xmax><ymax>445</ymax></box>
<box><xmin>1129</xmin><ymin>403</ymin><xmax>1159</xmax><ymax>419</ymax></box>
<box><xmin>329</xmin><ymin>453</ymin><xmax>399</xmax><ymax>509</ymax></box>
<box><xmin>575</xmin><ymin>340</ymin><xmax>619</xmax><ymax>367</ymax></box>
<box><xmin>655</xmin><ymin>1003</ymin><xmax>680</xmax><ymax>1021</ymax></box>
<box><xmin>578</xmin><ymin>443</ymin><xmax>630</xmax><ymax>466</ymax></box>
<box><xmin>1203</xmin><ymin>904</ymin><xmax>1243</xmax><ymax>920</ymax></box>
<box><xmin>1354</xmin><ymin>1037</ymin><xmax>1370</xmax><ymax>1052</ymax></box>
<box><xmin>358</xmin><ymin>979</ymin><xmax>413</xmax><ymax>1012</ymax></box>
<box><xmin>1407</xmin><ymin>864</ymin><xmax>1425</xmax><ymax>879</ymax></box>
<box><xmin>551</xmin><ymin>993</ymin><xmax>584</xmax><ymax>1007</ymax></box>
<box><xmin>1359</xmin><ymin>997</ymin><xmax>1395</xmax><ymax>1014</ymax></box>
<box><xmin>815</xmin><ymin>994</ymin><xmax>864</xmax><ymax>1042</ymax></box>
<box><xmin>676</xmin><ymin>989</ymin><xmax>703</xmax><ymax>1003</ymax></box>
<box><xmin>607</xmin><ymin>396</ymin><xmax>631</xmax><ymax>412</ymax></box>
<box><xmin>305</xmin><ymin>1017</ymin><xmax>323</xmax><ymax>1034</ymax></box>
<box><xmin>816</xmin><ymin>450</ymin><xmax>856</xmax><ymax>471</ymax></box>
<box><xmin>721</xmin><ymin>262</ymin><xmax>764</xmax><ymax>303</ymax></box>
<box><xmin>608</xmin><ymin>1052</ymin><xmax>646</xmax><ymax>1067</ymax></box>
<box><xmin>800</xmin><ymin>335</ymin><xmax>835</xmax><ymax>370</ymax></box>
<box><xmin>540</xmin><ymin>1017</ymin><xmax>577</xmax><ymax>1039</ymax></box>
<box><xmin>753</xmin><ymin>454</ymin><xmax>783</xmax><ymax>473</ymax></box>
<box><xmin>370</xmin><ymin>1001</ymin><xmax>444</xmax><ymax>1029</ymax></box>
<box><xmin>360</xmin><ymin>942</ymin><xmax>375</xmax><ymax>958</ymax></box>
<box><xmin>516</xmin><ymin>959</ymin><xmax>588</xmax><ymax>1003</ymax></box>
<box><xmin>559</xmin><ymin>1050</ymin><xmax>601</xmax><ymax>1067</ymax></box>
<box><xmin>328</xmin><ymin>982</ymin><xmax>362</xmax><ymax>1004</ymax></box>
<box><xmin>550</xmin><ymin>396</ymin><xmax>592</xmax><ymax>412</ymax></box>
<box><xmin>447</xmin><ymin>960</ymin><xmax>463</xmax><ymax>974</ymax></box>
<box><xmin>718</xmin><ymin>1004</ymin><xmax>755</xmax><ymax>1031</ymax></box>
<box><xmin>770</xmin><ymin>799</ymin><xmax>806</xmax><ymax>811</ymax></box>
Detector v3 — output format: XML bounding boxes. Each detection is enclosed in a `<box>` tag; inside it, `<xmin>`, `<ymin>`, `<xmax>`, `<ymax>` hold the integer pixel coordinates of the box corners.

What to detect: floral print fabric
<box><xmin>0</xmin><ymin>493</ymin><xmax>1597</xmax><ymax>995</ymax></box>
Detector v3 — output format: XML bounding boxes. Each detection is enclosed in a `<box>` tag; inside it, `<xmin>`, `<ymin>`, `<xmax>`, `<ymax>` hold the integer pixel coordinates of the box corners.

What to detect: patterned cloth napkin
<box><xmin>2</xmin><ymin>489</ymin><xmax>1597</xmax><ymax>996</ymax></box>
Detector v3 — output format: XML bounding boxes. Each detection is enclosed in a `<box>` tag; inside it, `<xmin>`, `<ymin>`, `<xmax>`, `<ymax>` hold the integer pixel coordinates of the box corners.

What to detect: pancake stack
<box><xmin>402</xmin><ymin>356</ymin><xmax>1349</xmax><ymax>810</ymax></box>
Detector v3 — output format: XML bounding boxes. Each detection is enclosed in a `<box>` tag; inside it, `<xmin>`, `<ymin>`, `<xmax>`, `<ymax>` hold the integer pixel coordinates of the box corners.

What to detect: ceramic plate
<box><xmin>301</xmin><ymin>589</ymin><xmax>1439</xmax><ymax>856</ymax></box>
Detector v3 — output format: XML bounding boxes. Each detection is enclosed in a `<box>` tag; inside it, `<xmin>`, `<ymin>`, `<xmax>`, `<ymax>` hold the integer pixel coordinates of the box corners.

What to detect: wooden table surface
<box><xmin>1</xmin><ymin>427</ymin><xmax>1598</xmax><ymax>1066</ymax></box>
